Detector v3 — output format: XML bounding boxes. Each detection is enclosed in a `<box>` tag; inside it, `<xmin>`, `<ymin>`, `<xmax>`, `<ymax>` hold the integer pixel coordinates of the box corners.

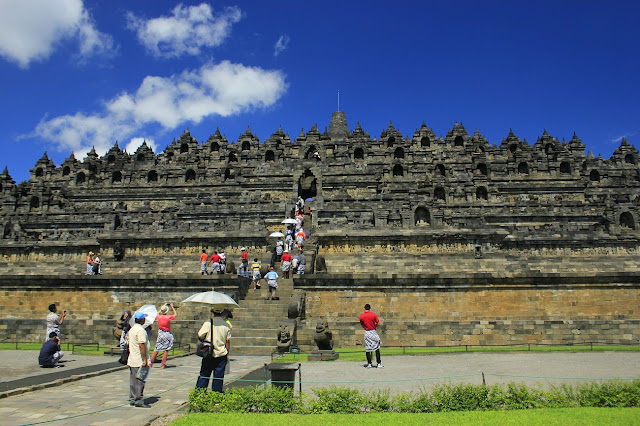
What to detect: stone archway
<box><xmin>414</xmin><ymin>206</ymin><xmax>430</xmax><ymax>226</ymax></box>
<box><xmin>298</xmin><ymin>169</ymin><xmax>317</xmax><ymax>200</ymax></box>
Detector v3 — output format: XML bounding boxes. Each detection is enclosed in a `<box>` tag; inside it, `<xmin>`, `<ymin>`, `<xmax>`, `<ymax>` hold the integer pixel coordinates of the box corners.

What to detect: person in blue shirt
<box><xmin>263</xmin><ymin>266</ymin><xmax>279</xmax><ymax>300</ymax></box>
<box><xmin>39</xmin><ymin>332</ymin><xmax>63</xmax><ymax>367</ymax></box>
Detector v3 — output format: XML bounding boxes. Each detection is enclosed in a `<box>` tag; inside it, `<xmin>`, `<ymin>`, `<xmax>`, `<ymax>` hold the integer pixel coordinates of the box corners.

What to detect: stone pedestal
<box><xmin>308</xmin><ymin>349</ymin><xmax>339</xmax><ymax>361</ymax></box>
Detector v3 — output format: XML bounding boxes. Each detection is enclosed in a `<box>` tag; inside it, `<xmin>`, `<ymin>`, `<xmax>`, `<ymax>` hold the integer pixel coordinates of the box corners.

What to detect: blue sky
<box><xmin>0</xmin><ymin>0</ymin><xmax>638</xmax><ymax>183</ymax></box>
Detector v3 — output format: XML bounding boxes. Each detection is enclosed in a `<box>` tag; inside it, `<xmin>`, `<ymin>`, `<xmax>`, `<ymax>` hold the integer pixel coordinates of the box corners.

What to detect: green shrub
<box><xmin>186</xmin><ymin>380</ymin><xmax>640</xmax><ymax>414</ymax></box>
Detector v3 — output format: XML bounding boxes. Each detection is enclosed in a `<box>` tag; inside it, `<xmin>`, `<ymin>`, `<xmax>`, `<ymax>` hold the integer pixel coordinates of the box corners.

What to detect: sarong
<box><xmin>364</xmin><ymin>329</ymin><xmax>381</xmax><ymax>352</ymax></box>
<box><xmin>154</xmin><ymin>329</ymin><xmax>174</xmax><ymax>351</ymax></box>
<box><xmin>200</xmin><ymin>261</ymin><xmax>207</xmax><ymax>273</ymax></box>
<box><xmin>86</xmin><ymin>264</ymin><xmax>93</xmax><ymax>275</ymax></box>
<box><xmin>46</xmin><ymin>327</ymin><xmax>60</xmax><ymax>341</ymax></box>
<box><xmin>297</xmin><ymin>264</ymin><xmax>305</xmax><ymax>274</ymax></box>
<box><xmin>281</xmin><ymin>260</ymin><xmax>291</xmax><ymax>272</ymax></box>
<box><xmin>268</xmin><ymin>279</ymin><xmax>278</xmax><ymax>289</ymax></box>
<box><xmin>252</xmin><ymin>270</ymin><xmax>262</xmax><ymax>281</ymax></box>
<box><xmin>210</xmin><ymin>262</ymin><xmax>220</xmax><ymax>273</ymax></box>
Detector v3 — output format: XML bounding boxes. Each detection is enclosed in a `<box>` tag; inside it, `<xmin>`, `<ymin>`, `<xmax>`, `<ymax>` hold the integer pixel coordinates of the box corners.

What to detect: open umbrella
<box><xmin>281</xmin><ymin>218</ymin><xmax>298</xmax><ymax>225</ymax></box>
<box><xmin>130</xmin><ymin>304</ymin><xmax>157</xmax><ymax>327</ymax></box>
<box><xmin>182</xmin><ymin>290</ymin><xmax>239</xmax><ymax>312</ymax></box>
<box><xmin>269</xmin><ymin>231</ymin><xmax>285</xmax><ymax>238</ymax></box>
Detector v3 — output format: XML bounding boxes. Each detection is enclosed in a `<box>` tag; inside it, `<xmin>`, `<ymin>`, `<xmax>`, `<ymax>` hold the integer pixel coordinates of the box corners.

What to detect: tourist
<box><xmin>275</xmin><ymin>239</ymin><xmax>284</xmax><ymax>263</ymax></box>
<box><xmin>46</xmin><ymin>303</ymin><xmax>66</xmax><ymax>340</ymax></box>
<box><xmin>251</xmin><ymin>258</ymin><xmax>262</xmax><ymax>289</ymax></box>
<box><xmin>118</xmin><ymin>310</ymin><xmax>132</xmax><ymax>349</ymax></box>
<box><xmin>150</xmin><ymin>303</ymin><xmax>176</xmax><ymax>369</ymax></box>
<box><xmin>127</xmin><ymin>311</ymin><xmax>151</xmax><ymax>408</ymax></box>
<box><xmin>209</xmin><ymin>250</ymin><xmax>221</xmax><ymax>275</ymax></box>
<box><xmin>199</xmin><ymin>249</ymin><xmax>208</xmax><ymax>275</ymax></box>
<box><xmin>264</xmin><ymin>266</ymin><xmax>279</xmax><ymax>300</ymax></box>
<box><xmin>291</xmin><ymin>251</ymin><xmax>299</xmax><ymax>274</ymax></box>
<box><xmin>359</xmin><ymin>304</ymin><xmax>383</xmax><ymax>368</ymax></box>
<box><xmin>196</xmin><ymin>308</ymin><xmax>231</xmax><ymax>393</ymax></box>
<box><xmin>39</xmin><ymin>332</ymin><xmax>63</xmax><ymax>368</ymax></box>
<box><xmin>85</xmin><ymin>251</ymin><xmax>94</xmax><ymax>275</ymax></box>
<box><xmin>219</xmin><ymin>250</ymin><xmax>227</xmax><ymax>274</ymax></box>
<box><xmin>93</xmin><ymin>253</ymin><xmax>102</xmax><ymax>275</ymax></box>
<box><xmin>285</xmin><ymin>226</ymin><xmax>294</xmax><ymax>252</ymax></box>
<box><xmin>295</xmin><ymin>229</ymin><xmax>306</xmax><ymax>249</ymax></box>
<box><xmin>281</xmin><ymin>249</ymin><xmax>292</xmax><ymax>279</ymax></box>
<box><xmin>238</xmin><ymin>247</ymin><xmax>249</xmax><ymax>278</ymax></box>
<box><xmin>297</xmin><ymin>248</ymin><xmax>307</xmax><ymax>275</ymax></box>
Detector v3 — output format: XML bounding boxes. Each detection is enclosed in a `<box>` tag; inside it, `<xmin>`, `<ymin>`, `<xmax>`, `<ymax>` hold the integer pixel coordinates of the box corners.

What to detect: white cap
<box><xmin>241</xmin><ymin>247</ymin><xmax>246</xmax><ymax>251</ymax></box>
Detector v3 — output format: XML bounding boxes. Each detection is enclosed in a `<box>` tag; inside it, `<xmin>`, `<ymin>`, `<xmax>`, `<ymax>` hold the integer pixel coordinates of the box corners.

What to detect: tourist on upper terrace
<box><xmin>46</xmin><ymin>303</ymin><xmax>66</xmax><ymax>340</ymax></box>
<box><xmin>200</xmin><ymin>249</ymin><xmax>208</xmax><ymax>275</ymax></box>
<box><xmin>219</xmin><ymin>250</ymin><xmax>227</xmax><ymax>274</ymax></box>
<box><xmin>251</xmin><ymin>258</ymin><xmax>262</xmax><ymax>289</ymax></box>
<box><xmin>85</xmin><ymin>251</ymin><xmax>94</xmax><ymax>275</ymax></box>
<box><xmin>93</xmin><ymin>253</ymin><xmax>102</xmax><ymax>275</ymax></box>
<box><xmin>39</xmin><ymin>332</ymin><xmax>63</xmax><ymax>368</ymax></box>
<box><xmin>196</xmin><ymin>308</ymin><xmax>231</xmax><ymax>393</ymax></box>
<box><xmin>296</xmin><ymin>196</ymin><xmax>304</xmax><ymax>214</ymax></box>
<box><xmin>209</xmin><ymin>251</ymin><xmax>222</xmax><ymax>275</ymax></box>
<box><xmin>263</xmin><ymin>266</ymin><xmax>279</xmax><ymax>300</ymax></box>
<box><xmin>238</xmin><ymin>247</ymin><xmax>249</xmax><ymax>278</ymax></box>
<box><xmin>150</xmin><ymin>303</ymin><xmax>176</xmax><ymax>369</ymax></box>
<box><xmin>297</xmin><ymin>248</ymin><xmax>307</xmax><ymax>275</ymax></box>
<box><xmin>281</xmin><ymin>249</ymin><xmax>292</xmax><ymax>279</ymax></box>
<box><xmin>127</xmin><ymin>311</ymin><xmax>151</xmax><ymax>408</ymax></box>
<box><xmin>360</xmin><ymin>304</ymin><xmax>383</xmax><ymax>369</ymax></box>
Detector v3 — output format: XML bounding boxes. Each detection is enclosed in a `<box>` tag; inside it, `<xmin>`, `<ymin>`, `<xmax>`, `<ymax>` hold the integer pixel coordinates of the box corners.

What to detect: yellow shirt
<box><xmin>127</xmin><ymin>323</ymin><xmax>150</xmax><ymax>367</ymax></box>
<box><xmin>198</xmin><ymin>317</ymin><xmax>231</xmax><ymax>358</ymax></box>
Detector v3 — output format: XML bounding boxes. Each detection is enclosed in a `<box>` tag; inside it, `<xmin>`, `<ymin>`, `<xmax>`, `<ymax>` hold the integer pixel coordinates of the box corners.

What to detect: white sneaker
<box><xmin>364</xmin><ymin>364</ymin><xmax>373</xmax><ymax>368</ymax></box>
<box><xmin>376</xmin><ymin>364</ymin><xmax>384</xmax><ymax>368</ymax></box>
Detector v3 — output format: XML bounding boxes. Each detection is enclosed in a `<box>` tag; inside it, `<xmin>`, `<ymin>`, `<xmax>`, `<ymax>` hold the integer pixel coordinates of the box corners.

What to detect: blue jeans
<box><xmin>238</xmin><ymin>262</ymin><xmax>249</xmax><ymax>278</ymax></box>
<box><xmin>196</xmin><ymin>355</ymin><xmax>227</xmax><ymax>392</ymax></box>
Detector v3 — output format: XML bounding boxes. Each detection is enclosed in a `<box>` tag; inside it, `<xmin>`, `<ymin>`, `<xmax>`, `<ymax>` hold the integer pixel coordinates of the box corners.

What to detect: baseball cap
<box><xmin>134</xmin><ymin>312</ymin><xmax>147</xmax><ymax>320</ymax></box>
<box><xmin>241</xmin><ymin>247</ymin><xmax>246</xmax><ymax>251</ymax></box>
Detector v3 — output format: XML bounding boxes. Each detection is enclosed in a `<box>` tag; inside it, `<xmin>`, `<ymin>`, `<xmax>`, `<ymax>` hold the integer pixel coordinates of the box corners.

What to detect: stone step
<box><xmin>231</xmin><ymin>345</ymin><xmax>276</xmax><ymax>355</ymax></box>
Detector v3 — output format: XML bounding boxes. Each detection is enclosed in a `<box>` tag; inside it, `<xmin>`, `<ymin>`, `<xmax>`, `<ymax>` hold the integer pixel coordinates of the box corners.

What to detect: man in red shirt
<box><xmin>209</xmin><ymin>251</ymin><xmax>221</xmax><ymax>275</ymax></box>
<box><xmin>280</xmin><ymin>250</ymin><xmax>292</xmax><ymax>278</ymax></box>
<box><xmin>359</xmin><ymin>304</ymin><xmax>383</xmax><ymax>368</ymax></box>
<box><xmin>238</xmin><ymin>247</ymin><xmax>249</xmax><ymax>278</ymax></box>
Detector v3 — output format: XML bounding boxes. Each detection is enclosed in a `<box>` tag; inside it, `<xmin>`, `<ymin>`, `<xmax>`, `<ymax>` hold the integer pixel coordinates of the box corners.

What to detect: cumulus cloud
<box><xmin>127</xmin><ymin>3</ymin><xmax>242</xmax><ymax>58</ymax></box>
<box><xmin>0</xmin><ymin>0</ymin><xmax>115</xmax><ymax>68</ymax></box>
<box><xmin>125</xmin><ymin>137</ymin><xmax>157</xmax><ymax>155</ymax></box>
<box><xmin>30</xmin><ymin>61</ymin><xmax>288</xmax><ymax>156</ymax></box>
<box><xmin>274</xmin><ymin>34</ymin><xmax>290</xmax><ymax>57</ymax></box>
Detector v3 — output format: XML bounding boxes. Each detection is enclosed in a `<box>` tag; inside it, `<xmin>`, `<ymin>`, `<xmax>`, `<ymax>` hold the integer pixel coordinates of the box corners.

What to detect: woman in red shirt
<box><xmin>150</xmin><ymin>303</ymin><xmax>177</xmax><ymax>369</ymax></box>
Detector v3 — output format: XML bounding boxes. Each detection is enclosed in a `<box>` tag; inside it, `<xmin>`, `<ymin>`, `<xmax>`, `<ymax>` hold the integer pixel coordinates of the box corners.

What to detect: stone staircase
<box><xmin>228</xmin><ymin>277</ymin><xmax>295</xmax><ymax>355</ymax></box>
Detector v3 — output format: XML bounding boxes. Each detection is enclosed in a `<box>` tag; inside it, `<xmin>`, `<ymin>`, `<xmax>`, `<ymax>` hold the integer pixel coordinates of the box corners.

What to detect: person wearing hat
<box><xmin>238</xmin><ymin>247</ymin><xmax>249</xmax><ymax>278</ymax></box>
<box><xmin>280</xmin><ymin>249</ymin><xmax>292</xmax><ymax>279</ymax></box>
<box><xmin>150</xmin><ymin>303</ymin><xmax>176</xmax><ymax>369</ymax></box>
<box><xmin>127</xmin><ymin>311</ymin><xmax>151</xmax><ymax>408</ymax></box>
<box><xmin>196</xmin><ymin>308</ymin><xmax>231</xmax><ymax>393</ymax></box>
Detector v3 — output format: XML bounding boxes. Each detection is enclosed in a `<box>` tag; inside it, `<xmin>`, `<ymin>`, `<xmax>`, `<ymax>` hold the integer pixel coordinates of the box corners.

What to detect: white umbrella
<box><xmin>130</xmin><ymin>304</ymin><xmax>157</xmax><ymax>327</ymax></box>
<box><xmin>269</xmin><ymin>231</ymin><xmax>285</xmax><ymax>238</ymax></box>
<box><xmin>182</xmin><ymin>290</ymin><xmax>239</xmax><ymax>312</ymax></box>
<box><xmin>281</xmin><ymin>218</ymin><xmax>298</xmax><ymax>224</ymax></box>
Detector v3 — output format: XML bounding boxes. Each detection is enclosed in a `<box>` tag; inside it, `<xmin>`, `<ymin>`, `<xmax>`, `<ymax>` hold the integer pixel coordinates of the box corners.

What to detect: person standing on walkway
<box><xmin>46</xmin><ymin>303</ymin><xmax>66</xmax><ymax>340</ymax></box>
<box><xmin>85</xmin><ymin>251</ymin><xmax>94</xmax><ymax>275</ymax></box>
<box><xmin>39</xmin><ymin>332</ymin><xmax>64</xmax><ymax>367</ymax></box>
<box><xmin>196</xmin><ymin>309</ymin><xmax>231</xmax><ymax>393</ymax></box>
<box><xmin>263</xmin><ymin>266</ymin><xmax>279</xmax><ymax>300</ymax></box>
<box><xmin>127</xmin><ymin>311</ymin><xmax>151</xmax><ymax>408</ymax></box>
<box><xmin>150</xmin><ymin>303</ymin><xmax>176</xmax><ymax>369</ymax></box>
<box><xmin>359</xmin><ymin>304</ymin><xmax>383</xmax><ymax>368</ymax></box>
<box><xmin>200</xmin><ymin>249</ymin><xmax>209</xmax><ymax>275</ymax></box>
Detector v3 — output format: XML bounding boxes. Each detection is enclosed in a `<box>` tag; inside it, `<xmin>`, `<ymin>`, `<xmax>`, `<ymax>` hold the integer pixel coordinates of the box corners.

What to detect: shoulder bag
<box><xmin>196</xmin><ymin>318</ymin><xmax>213</xmax><ymax>358</ymax></box>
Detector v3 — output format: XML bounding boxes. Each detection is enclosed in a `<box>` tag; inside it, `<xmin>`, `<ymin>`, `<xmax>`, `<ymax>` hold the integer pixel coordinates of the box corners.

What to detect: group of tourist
<box><xmin>85</xmin><ymin>251</ymin><xmax>103</xmax><ymax>275</ymax></box>
<box><xmin>199</xmin><ymin>249</ymin><xmax>227</xmax><ymax>275</ymax></box>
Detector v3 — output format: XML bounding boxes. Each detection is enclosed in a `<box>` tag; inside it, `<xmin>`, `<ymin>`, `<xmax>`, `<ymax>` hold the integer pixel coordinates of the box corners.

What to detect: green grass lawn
<box><xmin>170</xmin><ymin>407</ymin><xmax>639</xmax><ymax>425</ymax></box>
<box><xmin>275</xmin><ymin>345</ymin><xmax>640</xmax><ymax>362</ymax></box>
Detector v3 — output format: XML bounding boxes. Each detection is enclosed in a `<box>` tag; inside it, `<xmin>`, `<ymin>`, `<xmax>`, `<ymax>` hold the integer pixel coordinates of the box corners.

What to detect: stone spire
<box><xmin>328</xmin><ymin>111</ymin><xmax>351</xmax><ymax>140</ymax></box>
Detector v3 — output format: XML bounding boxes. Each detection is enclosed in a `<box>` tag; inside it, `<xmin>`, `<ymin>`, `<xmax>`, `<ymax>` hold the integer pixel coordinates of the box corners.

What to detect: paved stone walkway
<box><xmin>0</xmin><ymin>351</ymin><xmax>638</xmax><ymax>425</ymax></box>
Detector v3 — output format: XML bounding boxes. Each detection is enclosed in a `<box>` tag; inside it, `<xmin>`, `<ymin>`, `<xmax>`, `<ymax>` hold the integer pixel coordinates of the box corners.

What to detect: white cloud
<box><xmin>127</xmin><ymin>3</ymin><xmax>242</xmax><ymax>58</ymax></box>
<box><xmin>125</xmin><ymin>137</ymin><xmax>157</xmax><ymax>155</ymax></box>
<box><xmin>30</xmin><ymin>61</ymin><xmax>288</xmax><ymax>156</ymax></box>
<box><xmin>274</xmin><ymin>34</ymin><xmax>290</xmax><ymax>57</ymax></box>
<box><xmin>0</xmin><ymin>0</ymin><xmax>115</xmax><ymax>68</ymax></box>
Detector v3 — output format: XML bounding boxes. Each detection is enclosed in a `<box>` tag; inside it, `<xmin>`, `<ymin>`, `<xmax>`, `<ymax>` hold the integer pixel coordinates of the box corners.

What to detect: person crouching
<box><xmin>39</xmin><ymin>332</ymin><xmax>63</xmax><ymax>368</ymax></box>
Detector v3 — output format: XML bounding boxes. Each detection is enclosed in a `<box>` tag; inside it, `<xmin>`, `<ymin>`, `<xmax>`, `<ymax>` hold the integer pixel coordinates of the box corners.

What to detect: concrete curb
<box><xmin>0</xmin><ymin>351</ymin><xmax>195</xmax><ymax>399</ymax></box>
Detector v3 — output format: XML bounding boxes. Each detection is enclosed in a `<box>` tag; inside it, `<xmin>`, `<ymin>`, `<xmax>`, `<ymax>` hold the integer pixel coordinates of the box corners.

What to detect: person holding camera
<box><xmin>150</xmin><ymin>303</ymin><xmax>177</xmax><ymax>369</ymax></box>
<box><xmin>39</xmin><ymin>332</ymin><xmax>64</xmax><ymax>367</ymax></box>
<box><xmin>46</xmin><ymin>303</ymin><xmax>66</xmax><ymax>341</ymax></box>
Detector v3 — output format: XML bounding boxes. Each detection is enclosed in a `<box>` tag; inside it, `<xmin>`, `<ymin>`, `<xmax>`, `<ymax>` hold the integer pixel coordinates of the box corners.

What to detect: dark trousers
<box><xmin>366</xmin><ymin>349</ymin><xmax>381</xmax><ymax>365</ymax></box>
<box><xmin>196</xmin><ymin>355</ymin><xmax>227</xmax><ymax>392</ymax></box>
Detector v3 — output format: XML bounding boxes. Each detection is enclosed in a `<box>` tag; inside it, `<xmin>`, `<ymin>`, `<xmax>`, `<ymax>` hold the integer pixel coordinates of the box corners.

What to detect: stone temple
<box><xmin>0</xmin><ymin>111</ymin><xmax>638</xmax><ymax>354</ymax></box>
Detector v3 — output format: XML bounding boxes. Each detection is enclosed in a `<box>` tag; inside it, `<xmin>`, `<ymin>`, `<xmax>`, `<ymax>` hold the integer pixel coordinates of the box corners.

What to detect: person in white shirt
<box><xmin>127</xmin><ymin>311</ymin><xmax>151</xmax><ymax>407</ymax></box>
<box><xmin>195</xmin><ymin>309</ymin><xmax>231</xmax><ymax>393</ymax></box>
